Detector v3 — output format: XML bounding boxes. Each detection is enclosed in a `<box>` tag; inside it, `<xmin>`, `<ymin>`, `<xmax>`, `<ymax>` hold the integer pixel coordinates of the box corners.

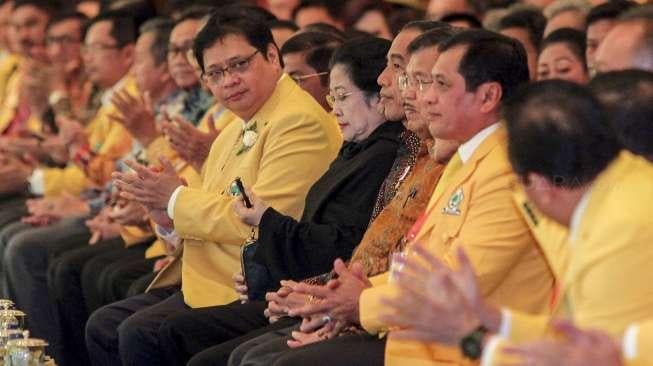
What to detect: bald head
<box><xmin>594</xmin><ymin>20</ymin><xmax>653</xmax><ymax>73</ymax></box>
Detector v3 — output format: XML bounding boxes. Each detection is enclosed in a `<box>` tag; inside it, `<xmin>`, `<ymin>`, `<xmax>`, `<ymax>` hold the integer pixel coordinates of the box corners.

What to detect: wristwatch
<box><xmin>460</xmin><ymin>325</ymin><xmax>489</xmax><ymax>360</ymax></box>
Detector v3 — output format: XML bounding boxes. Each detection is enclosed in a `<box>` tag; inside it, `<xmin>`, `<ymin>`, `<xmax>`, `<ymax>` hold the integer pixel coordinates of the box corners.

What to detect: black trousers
<box><xmin>48</xmin><ymin>238</ymin><xmax>150</xmax><ymax>366</ymax></box>
<box><xmin>85</xmin><ymin>286</ymin><xmax>186</xmax><ymax>366</ymax></box>
<box><xmin>230</xmin><ymin>324</ymin><xmax>386</xmax><ymax>366</ymax></box>
<box><xmin>158</xmin><ymin>300</ymin><xmax>299</xmax><ymax>366</ymax></box>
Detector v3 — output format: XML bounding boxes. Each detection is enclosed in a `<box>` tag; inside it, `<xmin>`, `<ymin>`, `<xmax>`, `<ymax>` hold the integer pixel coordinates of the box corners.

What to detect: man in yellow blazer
<box><xmin>88</xmin><ymin>13</ymin><xmax>341</xmax><ymax>365</ymax></box>
<box><xmin>380</xmin><ymin>81</ymin><xmax>653</xmax><ymax>366</ymax></box>
<box><xmin>275</xmin><ymin>29</ymin><xmax>552</xmax><ymax>366</ymax></box>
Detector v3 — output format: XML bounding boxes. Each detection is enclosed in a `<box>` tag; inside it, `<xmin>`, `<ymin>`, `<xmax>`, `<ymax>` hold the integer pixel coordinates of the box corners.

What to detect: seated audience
<box><xmin>498</xmin><ymin>8</ymin><xmax>547</xmax><ymax>80</ymax></box>
<box><xmin>585</xmin><ymin>0</ymin><xmax>636</xmax><ymax>74</ymax></box>
<box><xmin>543</xmin><ymin>0</ymin><xmax>591</xmax><ymax>35</ymax></box>
<box><xmin>86</xmin><ymin>11</ymin><xmax>343</xmax><ymax>365</ymax></box>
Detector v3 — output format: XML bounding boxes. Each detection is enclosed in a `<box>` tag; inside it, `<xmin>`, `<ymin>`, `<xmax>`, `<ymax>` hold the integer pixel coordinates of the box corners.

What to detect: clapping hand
<box><xmin>108</xmin><ymin>91</ymin><xmax>159</xmax><ymax>146</ymax></box>
<box><xmin>161</xmin><ymin>114</ymin><xmax>220</xmax><ymax>171</ymax></box>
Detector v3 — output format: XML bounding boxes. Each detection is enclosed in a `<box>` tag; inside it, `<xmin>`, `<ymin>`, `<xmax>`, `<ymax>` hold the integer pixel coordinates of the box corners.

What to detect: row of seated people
<box><xmin>0</xmin><ymin>0</ymin><xmax>651</xmax><ymax>365</ymax></box>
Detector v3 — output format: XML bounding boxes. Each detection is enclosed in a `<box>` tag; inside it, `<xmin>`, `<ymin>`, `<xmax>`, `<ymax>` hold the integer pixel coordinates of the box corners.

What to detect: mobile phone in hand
<box><xmin>234</xmin><ymin>177</ymin><xmax>252</xmax><ymax>208</ymax></box>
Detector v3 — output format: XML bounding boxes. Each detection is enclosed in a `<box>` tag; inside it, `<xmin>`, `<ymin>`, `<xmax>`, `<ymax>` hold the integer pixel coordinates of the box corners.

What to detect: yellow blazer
<box><xmin>137</xmin><ymin>104</ymin><xmax>237</xmax><ymax>259</ymax></box>
<box><xmin>629</xmin><ymin>320</ymin><xmax>653</xmax><ymax>365</ymax></box>
<box><xmin>41</xmin><ymin>77</ymin><xmax>138</xmax><ymax>197</ymax></box>
<box><xmin>359</xmin><ymin>126</ymin><xmax>554</xmax><ymax>366</ymax></box>
<box><xmin>485</xmin><ymin>152</ymin><xmax>653</xmax><ymax>365</ymax></box>
<box><xmin>0</xmin><ymin>66</ymin><xmax>43</xmax><ymax>135</ymax></box>
<box><xmin>167</xmin><ymin>74</ymin><xmax>342</xmax><ymax>308</ymax></box>
<box><xmin>0</xmin><ymin>53</ymin><xmax>20</xmax><ymax>106</ymax></box>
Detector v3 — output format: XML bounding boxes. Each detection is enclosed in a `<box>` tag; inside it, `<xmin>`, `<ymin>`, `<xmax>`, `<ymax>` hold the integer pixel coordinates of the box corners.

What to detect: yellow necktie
<box><xmin>428</xmin><ymin>152</ymin><xmax>464</xmax><ymax>210</ymax></box>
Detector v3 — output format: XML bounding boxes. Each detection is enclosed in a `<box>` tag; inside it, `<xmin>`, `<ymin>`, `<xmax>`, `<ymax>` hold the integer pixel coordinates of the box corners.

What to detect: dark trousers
<box><xmin>85</xmin><ymin>286</ymin><xmax>186</xmax><ymax>366</ymax></box>
<box><xmin>158</xmin><ymin>300</ymin><xmax>298</xmax><ymax>366</ymax></box>
<box><xmin>48</xmin><ymin>237</ymin><xmax>148</xmax><ymax>366</ymax></box>
<box><xmin>0</xmin><ymin>193</ymin><xmax>28</xmax><ymax>227</ymax></box>
<box><xmin>231</xmin><ymin>325</ymin><xmax>386</xmax><ymax>366</ymax></box>
<box><xmin>2</xmin><ymin>216</ymin><xmax>91</xmax><ymax>362</ymax></box>
<box><xmin>94</xmin><ymin>255</ymin><xmax>159</xmax><ymax>308</ymax></box>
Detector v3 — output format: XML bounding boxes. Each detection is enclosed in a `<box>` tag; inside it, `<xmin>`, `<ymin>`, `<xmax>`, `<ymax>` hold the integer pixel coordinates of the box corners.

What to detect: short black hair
<box><xmin>540</xmin><ymin>28</ymin><xmax>587</xmax><ymax>70</ymax></box>
<box><xmin>504</xmin><ymin>80</ymin><xmax>620</xmax><ymax>187</ymax></box>
<box><xmin>329</xmin><ymin>36</ymin><xmax>391</xmax><ymax>99</ymax></box>
<box><xmin>47</xmin><ymin>10</ymin><xmax>88</xmax><ymax>33</ymax></box>
<box><xmin>387</xmin><ymin>5</ymin><xmax>425</xmax><ymax>36</ymax></box>
<box><xmin>269</xmin><ymin>19</ymin><xmax>299</xmax><ymax>33</ymax></box>
<box><xmin>440</xmin><ymin>12</ymin><xmax>483</xmax><ymax>29</ymax></box>
<box><xmin>301</xmin><ymin>22</ymin><xmax>346</xmax><ymax>39</ymax></box>
<box><xmin>498</xmin><ymin>8</ymin><xmax>547</xmax><ymax>51</ymax></box>
<box><xmin>174</xmin><ymin>6</ymin><xmax>211</xmax><ymax>26</ymax></box>
<box><xmin>12</xmin><ymin>0</ymin><xmax>56</xmax><ymax>16</ymax></box>
<box><xmin>590</xmin><ymin>69</ymin><xmax>653</xmax><ymax>161</ymax></box>
<box><xmin>281</xmin><ymin>31</ymin><xmax>343</xmax><ymax>86</ymax></box>
<box><xmin>193</xmin><ymin>11</ymin><xmax>278</xmax><ymax>72</ymax></box>
<box><xmin>85</xmin><ymin>10</ymin><xmax>137</xmax><ymax>48</ymax></box>
<box><xmin>439</xmin><ymin>29</ymin><xmax>530</xmax><ymax>100</ymax></box>
<box><xmin>586</xmin><ymin>0</ymin><xmax>636</xmax><ymax>27</ymax></box>
<box><xmin>407</xmin><ymin>26</ymin><xmax>457</xmax><ymax>54</ymax></box>
<box><xmin>293</xmin><ymin>0</ymin><xmax>345</xmax><ymax>24</ymax></box>
<box><xmin>402</xmin><ymin>20</ymin><xmax>450</xmax><ymax>33</ymax></box>
<box><xmin>139</xmin><ymin>17</ymin><xmax>173</xmax><ymax>66</ymax></box>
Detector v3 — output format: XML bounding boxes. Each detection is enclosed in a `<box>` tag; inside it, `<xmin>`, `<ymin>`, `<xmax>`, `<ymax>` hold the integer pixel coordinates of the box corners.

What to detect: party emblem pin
<box><xmin>442</xmin><ymin>188</ymin><xmax>464</xmax><ymax>215</ymax></box>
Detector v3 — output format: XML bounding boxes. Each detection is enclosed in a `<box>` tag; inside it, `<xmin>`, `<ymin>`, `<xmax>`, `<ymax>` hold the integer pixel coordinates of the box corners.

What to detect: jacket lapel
<box><xmin>415</xmin><ymin>127</ymin><xmax>507</xmax><ymax>243</ymax></box>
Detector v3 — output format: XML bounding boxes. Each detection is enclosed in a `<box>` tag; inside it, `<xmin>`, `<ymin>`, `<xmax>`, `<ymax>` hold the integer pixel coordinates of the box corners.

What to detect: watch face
<box><xmin>461</xmin><ymin>337</ymin><xmax>482</xmax><ymax>359</ymax></box>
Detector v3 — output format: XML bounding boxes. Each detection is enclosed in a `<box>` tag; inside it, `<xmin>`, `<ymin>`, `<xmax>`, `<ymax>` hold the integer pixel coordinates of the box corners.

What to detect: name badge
<box><xmin>442</xmin><ymin>188</ymin><xmax>464</xmax><ymax>216</ymax></box>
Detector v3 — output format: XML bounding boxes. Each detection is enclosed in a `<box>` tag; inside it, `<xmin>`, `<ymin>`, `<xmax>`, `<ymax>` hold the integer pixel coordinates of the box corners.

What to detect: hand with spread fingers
<box><xmin>161</xmin><ymin>114</ymin><xmax>220</xmax><ymax>172</ymax></box>
<box><xmin>286</xmin><ymin>259</ymin><xmax>371</xmax><ymax>326</ymax></box>
<box><xmin>108</xmin><ymin>199</ymin><xmax>149</xmax><ymax>227</ymax></box>
<box><xmin>232</xmin><ymin>188</ymin><xmax>268</xmax><ymax>226</ymax></box>
<box><xmin>502</xmin><ymin>320</ymin><xmax>623</xmax><ymax>366</ymax></box>
<box><xmin>22</xmin><ymin>193</ymin><xmax>90</xmax><ymax>226</ymax></box>
<box><xmin>108</xmin><ymin>90</ymin><xmax>159</xmax><ymax>146</ymax></box>
<box><xmin>86</xmin><ymin>207</ymin><xmax>122</xmax><ymax>245</ymax></box>
<box><xmin>112</xmin><ymin>156</ymin><xmax>185</xmax><ymax>211</ymax></box>
<box><xmin>378</xmin><ymin>245</ymin><xmax>495</xmax><ymax>345</ymax></box>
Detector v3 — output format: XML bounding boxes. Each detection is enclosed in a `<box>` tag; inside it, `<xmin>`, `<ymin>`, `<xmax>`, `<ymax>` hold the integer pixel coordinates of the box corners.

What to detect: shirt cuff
<box><xmin>480</xmin><ymin>335</ymin><xmax>503</xmax><ymax>366</ymax></box>
<box><xmin>155</xmin><ymin>225</ymin><xmax>181</xmax><ymax>249</ymax></box>
<box><xmin>167</xmin><ymin>185</ymin><xmax>184</xmax><ymax>220</ymax></box>
<box><xmin>27</xmin><ymin>168</ymin><xmax>45</xmax><ymax>195</ymax></box>
<box><xmin>622</xmin><ymin>324</ymin><xmax>639</xmax><ymax>360</ymax></box>
<box><xmin>497</xmin><ymin>308</ymin><xmax>512</xmax><ymax>338</ymax></box>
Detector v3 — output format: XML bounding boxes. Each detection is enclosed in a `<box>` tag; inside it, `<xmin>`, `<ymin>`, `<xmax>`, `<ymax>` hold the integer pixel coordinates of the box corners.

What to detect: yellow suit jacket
<box><xmin>0</xmin><ymin>64</ymin><xmax>42</xmax><ymax>135</ymax></box>
<box><xmin>131</xmin><ymin>104</ymin><xmax>237</xmax><ymax>259</ymax></box>
<box><xmin>0</xmin><ymin>53</ymin><xmax>19</xmax><ymax>106</ymax></box>
<box><xmin>485</xmin><ymin>151</ymin><xmax>653</xmax><ymax>365</ymax></box>
<box><xmin>169</xmin><ymin>74</ymin><xmax>342</xmax><ymax>308</ymax></box>
<box><xmin>629</xmin><ymin>320</ymin><xmax>653</xmax><ymax>365</ymax></box>
<box><xmin>41</xmin><ymin>77</ymin><xmax>138</xmax><ymax>197</ymax></box>
<box><xmin>359</xmin><ymin>126</ymin><xmax>554</xmax><ymax>366</ymax></box>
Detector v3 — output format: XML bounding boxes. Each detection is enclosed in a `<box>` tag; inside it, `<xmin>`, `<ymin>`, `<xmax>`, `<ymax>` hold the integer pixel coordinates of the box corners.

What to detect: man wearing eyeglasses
<box><xmin>88</xmin><ymin>12</ymin><xmax>342</xmax><ymax>366</ymax></box>
<box><xmin>280</xmin><ymin>31</ymin><xmax>342</xmax><ymax>111</ymax></box>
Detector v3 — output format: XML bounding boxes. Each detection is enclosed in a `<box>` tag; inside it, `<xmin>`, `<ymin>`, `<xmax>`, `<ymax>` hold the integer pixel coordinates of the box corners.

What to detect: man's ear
<box><xmin>476</xmin><ymin>81</ymin><xmax>502</xmax><ymax>114</ymax></box>
<box><xmin>527</xmin><ymin>172</ymin><xmax>556</xmax><ymax>205</ymax></box>
<box><xmin>120</xmin><ymin>44</ymin><xmax>135</xmax><ymax>69</ymax></box>
<box><xmin>266</xmin><ymin>43</ymin><xmax>281</xmax><ymax>68</ymax></box>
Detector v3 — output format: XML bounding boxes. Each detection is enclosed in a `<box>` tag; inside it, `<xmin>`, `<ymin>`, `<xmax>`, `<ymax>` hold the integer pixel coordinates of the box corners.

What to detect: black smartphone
<box><xmin>233</xmin><ymin>177</ymin><xmax>252</xmax><ymax>208</ymax></box>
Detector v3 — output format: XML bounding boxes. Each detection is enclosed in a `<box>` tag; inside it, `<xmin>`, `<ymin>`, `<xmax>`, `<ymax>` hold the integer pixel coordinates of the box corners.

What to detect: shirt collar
<box><xmin>458</xmin><ymin>122</ymin><xmax>500</xmax><ymax>163</ymax></box>
<box><xmin>101</xmin><ymin>76</ymin><xmax>128</xmax><ymax>107</ymax></box>
<box><xmin>568</xmin><ymin>187</ymin><xmax>593</xmax><ymax>244</ymax></box>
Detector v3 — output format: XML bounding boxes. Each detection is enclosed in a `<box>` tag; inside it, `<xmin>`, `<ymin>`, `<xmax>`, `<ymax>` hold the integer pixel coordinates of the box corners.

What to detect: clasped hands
<box><xmin>112</xmin><ymin>156</ymin><xmax>184</xmax><ymax>229</ymax></box>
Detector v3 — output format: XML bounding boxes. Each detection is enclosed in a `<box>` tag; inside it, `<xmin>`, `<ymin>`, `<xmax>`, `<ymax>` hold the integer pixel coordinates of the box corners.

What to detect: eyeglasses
<box><xmin>47</xmin><ymin>35</ymin><xmax>80</xmax><ymax>46</ymax></box>
<box><xmin>168</xmin><ymin>41</ymin><xmax>194</xmax><ymax>58</ymax></box>
<box><xmin>290</xmin><ymin>72</ymin><xmax>328</xmax><ymax>84</ymax></box>
<box><xmin>81</xmin><ymin>43</ymin><xmax>119</xmax><ymax>54</ymax></box>
<box><xmin>202</xmin><ymin>50</ymin><xmax>259</xmax><ymax>85</ymax></box>
<box><xmin>398</xmin><ymin>72</ymin><xmax>434</xmax><ymax>92</ymax></box>
<box><xmin>325</xmin><ymin>90</ymin><xmax>353</xmax><ymax>109</ymax></box>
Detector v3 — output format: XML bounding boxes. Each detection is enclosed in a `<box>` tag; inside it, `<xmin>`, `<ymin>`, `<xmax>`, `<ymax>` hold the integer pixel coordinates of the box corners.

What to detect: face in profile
<box><xmin>403</xmin><ymin>46</ymin><xmax>439</xmax><ymax>139</ymax></box>
<box><xmin>82</xmin><ymin>20</ymin><xmax>131</xmax><ymax>88</ymax></box>
<box><xmin>168</xmin><ymin>19</ymin><xmax>202</xmax><ymax>89</ymax></box>
<box><xmin>328</xmin><ymin>64</ymin><xmax>382</xmax><ymax>142</ymax></box>
<box><xmin>46</xmin><ymin>19</ymin><xmax>83</xmax><ymax>74</ymax></box>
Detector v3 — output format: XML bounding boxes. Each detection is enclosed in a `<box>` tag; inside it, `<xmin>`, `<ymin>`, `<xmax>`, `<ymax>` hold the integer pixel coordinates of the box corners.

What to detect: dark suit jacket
<box><xmin>255</xmin><ymin>121</ymin><xmax>405</xmax><ymax>286</ymax></box>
